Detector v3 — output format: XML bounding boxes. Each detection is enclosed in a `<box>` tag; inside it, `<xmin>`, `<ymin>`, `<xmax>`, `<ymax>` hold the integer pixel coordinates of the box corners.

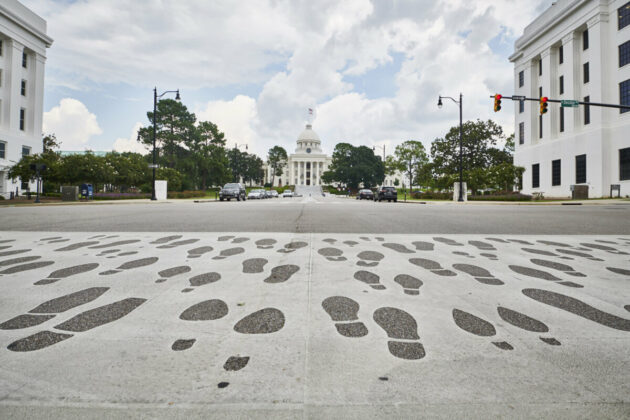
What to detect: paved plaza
<box><xmin>0</xmin><ymin>228</ymin><xmax>629</xmax><ymax>418</ymax></box>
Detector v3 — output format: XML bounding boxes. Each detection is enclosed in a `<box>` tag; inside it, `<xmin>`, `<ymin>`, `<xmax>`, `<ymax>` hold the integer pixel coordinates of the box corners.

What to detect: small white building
<box><xmin>263</xmin><ymin>123</ymin><xmax>402</xmax><ymax>188</ymax></box>
<box><xmin>0</xmin><ymin>0</ymin><xmax>52</xmax><ymax>198</ymax></box>
<box><xmin>510</xmin><ymin>0</ymin><xmax>630</xmax><ymax>198</ymax></box>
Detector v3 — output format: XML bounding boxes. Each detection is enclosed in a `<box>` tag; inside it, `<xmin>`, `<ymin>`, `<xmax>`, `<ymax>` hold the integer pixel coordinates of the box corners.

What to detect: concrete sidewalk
<box><xmin>1</xmin><ymin>232</ymin><xmax>629</xmax><ymax>418</ymax></box>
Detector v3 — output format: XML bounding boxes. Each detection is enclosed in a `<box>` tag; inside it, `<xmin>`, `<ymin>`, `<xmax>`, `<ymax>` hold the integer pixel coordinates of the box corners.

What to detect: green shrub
<box><xmin>412</xmin><ymin>191</ymin><xmax>451</xmax><ymax>200</ymax></box>
<box><xmin>167</xmin><ymin>190</ymin><xmax>208</xmax><ymax>199</ymax></box>
<box><xmin>93</xmin><ymin>193</ymin><xmax>151</xmax><ymax>200</ymax></box>
<box><xmin>469</xmin><ymin>193</ymin><xmax>532</xmax><ymax>201</ymax></box>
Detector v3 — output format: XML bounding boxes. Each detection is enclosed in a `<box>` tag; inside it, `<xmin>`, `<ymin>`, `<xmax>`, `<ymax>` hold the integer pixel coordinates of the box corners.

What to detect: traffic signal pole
<box><xmin>490</xmin><ymin>95</ymin><xmax>630</xmax><ymax>111</ymax></box>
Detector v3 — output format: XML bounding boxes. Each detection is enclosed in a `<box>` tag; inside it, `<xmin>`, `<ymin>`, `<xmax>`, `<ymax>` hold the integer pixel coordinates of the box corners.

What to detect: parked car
<box><xmin>219</xmin><ymin>183</ymin><xmax>246</xmax><ymax>201</ymax></box>
<box><xmin>357</xmin><ymin>189</ymin><xmax>374</xmax><ymax>200</ymax></box>
<box><xmin>247</xmin><ymin>189</ymin><xmax>264</xmax><ymax>199</ymax></box>
<box><xmin>263</xmin><ymin>190</ymin><xmax>272</xmax><ymax>199</ymax></box>
<box><xmin>282</xmin><ymin>190</ymin><xmax>294</xmax><ymax>197</ymax></box>
<box><xmin>270</xmin><ymin>190</ymin><xmax>279</xmax><ymax>198</ymax></box>
<box><xmin>375</xmin><ymin>186</ymin><xmax>397</xmax><ymax>202</ymax></box>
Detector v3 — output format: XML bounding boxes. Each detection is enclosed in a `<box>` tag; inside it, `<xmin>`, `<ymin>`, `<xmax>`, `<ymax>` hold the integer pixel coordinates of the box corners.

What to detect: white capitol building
<box><xmin>263</xmin><ymin>123</ymin><xmax>399</xmax><ymax>188</ymax></box>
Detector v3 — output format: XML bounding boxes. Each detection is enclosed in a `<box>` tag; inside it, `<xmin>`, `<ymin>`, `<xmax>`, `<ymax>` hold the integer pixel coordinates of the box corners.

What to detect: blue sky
<box><xmin>24</xmin><ymin>0</ymin><xmax>551</xmax><ymax>157</ymax></box>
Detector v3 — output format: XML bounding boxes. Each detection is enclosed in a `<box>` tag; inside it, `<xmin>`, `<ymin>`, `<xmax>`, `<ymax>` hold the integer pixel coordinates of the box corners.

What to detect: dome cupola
<box><xmin>295</xmin><ymin>124</ymin><xmax>322</xmax><ymax>154</ymax></box>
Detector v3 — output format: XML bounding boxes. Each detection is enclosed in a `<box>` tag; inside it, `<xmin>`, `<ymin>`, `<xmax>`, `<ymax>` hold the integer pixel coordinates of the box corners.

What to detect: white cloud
<box><xmin>112</xmin><ymin>122</ymin><xmax>148</xmax><ymax>154</ymax></box>
<box><xmin>196</xmin><ymin>95</ymin><xmax>258</xmax><ymax>150</ymax></box>
<box><xmin>43</xmin><ymin>98</ymin><xmax>102</xmax><ymax>149</ymax></box>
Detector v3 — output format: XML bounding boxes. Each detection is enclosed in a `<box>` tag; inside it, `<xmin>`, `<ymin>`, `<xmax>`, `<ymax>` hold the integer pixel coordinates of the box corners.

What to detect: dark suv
<box><xmin>219</xmin><ymin>183</ymin><xmax>246</xmax><ymax>201</ymax></box>
<box><xmin>375</xmin><ymin>186</ymin><xmax>397</xmax><ymax>202</ymax></box>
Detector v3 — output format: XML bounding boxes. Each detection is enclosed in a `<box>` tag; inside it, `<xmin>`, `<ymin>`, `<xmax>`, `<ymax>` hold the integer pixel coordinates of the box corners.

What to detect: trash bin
<box><xmin>80</xmin><ymin>184</ymin><xmax>93</xmax><ymax>200</ymax></box>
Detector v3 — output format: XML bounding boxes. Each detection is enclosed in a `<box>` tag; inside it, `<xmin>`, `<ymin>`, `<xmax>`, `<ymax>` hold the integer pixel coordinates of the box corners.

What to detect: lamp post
<box><xmin>152</xmin><ymin>87</ymin><xmax>180</xmax><ymax>200</ymax></box>
<box><xmin>438</xmin><ymin>93</ymin><xmax>464</xmax><ymax>202</ymax></box>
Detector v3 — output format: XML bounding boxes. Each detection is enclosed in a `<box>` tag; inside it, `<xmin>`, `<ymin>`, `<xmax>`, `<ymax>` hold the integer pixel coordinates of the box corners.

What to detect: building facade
<box><xmin>263</xmin><ymin>123</ymin><xmax>402</xmax><ymax>188</ymax></box>
<box><xmin>0</xmin><ymin>0</ymin><xmax>52</xmax><ymax>198</ymax></box>
<box><xmin>510</xmin><ymin>0</ymin><xmax>630</xmax><ymax>198</ymax></box>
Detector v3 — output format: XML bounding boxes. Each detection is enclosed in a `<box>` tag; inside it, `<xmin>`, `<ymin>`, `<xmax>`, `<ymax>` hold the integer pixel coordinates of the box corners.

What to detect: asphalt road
<box><xmin>1</xmin><ymin>195</ymin><xmax>629</xmax><ymax>234</ymax></box>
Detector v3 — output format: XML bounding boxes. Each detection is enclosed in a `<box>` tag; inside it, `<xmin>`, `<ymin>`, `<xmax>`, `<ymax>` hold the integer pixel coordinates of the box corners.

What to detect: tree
<box><xmin>189</xmin><ymin>121</ymin><xmax>230</xmax><ymax>189</ymax></box>
<box><xmin>267</xmin><ymin>146</ymin><xmax>288</xmax><ymax>186</ymax></box>
<box><xmin>322</xmin><ymin>143</ymin><xmax>385</xmax><ymax>189</ymax></box>
<box><xmin>227</xmin><ymin>148</ymin><xmax>248</xmax><ymax>183</ymax></box>
<box><xmin>393</xmin><ymin>140</ymin><xmax>430</xmax><ymax>189</ymax></box>
<box><xmin>43</xmin><ymin>133</ymin><xmax>61</xmax><ymax>152</ymax></box>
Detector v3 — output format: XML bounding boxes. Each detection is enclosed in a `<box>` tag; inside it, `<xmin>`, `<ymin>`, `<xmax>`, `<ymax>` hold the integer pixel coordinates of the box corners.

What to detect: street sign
<box><xmin>512</xmin><ymin>95</ymin><xmax>526</xmax><ymax>101</ymax></box>
<box><xmin>561</xmin><ymin>100</ymin><xmax>579</xmax><ymax>107</ymax></box>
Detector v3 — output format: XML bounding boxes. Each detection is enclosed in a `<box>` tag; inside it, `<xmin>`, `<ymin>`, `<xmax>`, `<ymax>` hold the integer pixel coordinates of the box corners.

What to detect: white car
<box><xmin>282</xmin><ymin>190</ymin><xmax>294</xmax><ymax>197</ymax></box>
<box><xmin>247</xmin><ymin>190</ymin><xmax>264</xmax><ymax>199</ymax></box>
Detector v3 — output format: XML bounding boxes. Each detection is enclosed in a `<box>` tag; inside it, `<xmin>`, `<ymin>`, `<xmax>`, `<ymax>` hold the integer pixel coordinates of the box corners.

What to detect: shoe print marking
<box><xmin>180</xmin><ymin>299</ymin><xmax>228</xmax><ymax>321</ymax></box>
<box><xmin>234</xmin><ymin>308</ymin><xmax>285</xmax><ymax>334</ymax></box>
<box><xmin>54</xmin><ymin>298</ymin><xmax>146</xmax><ymax>332</ymax></box>
<box><xmin>357</xmin><ymin>251</ymin><xmax>384</xmax><ymax>267</ymax></box>
<box><xmin>188</xmin><ymin>272</ymin><xmax>221</xmax><ymax>287</ymax></box>
<box><xmin>255</xmin><ymin>239</ymin><xmax>277</xmax><ymax>249</ymax></box>
<box><xmin>35</xmin><ymin>263</ymin><xmax>99</xmax><ymax>285</ymax></box>
<box><xmin>343</xmin><ymin>240</ymin><xmax>359</xmax><ymax>247</ymax></box>
<box><xmin>433</xmin><ymin>237</ymin><xmax>463</xmax><ymax>247</ymax></box>
<box><xmin>453</xmin><ymin>263</ymin><xmax>504</xmax><ymax>285</ymax></box>
<box><xmin>394</xmin><ymin>274</ymin><xmax>423</xmax><ymax>295</ymax></box>
<box><xmin>187</xmin><ymin>246</ymin><xmax>214</xmax><ymax>258</ymax></box>
<box><xmin>409</xmin><ymin>258</ymin><xmax>456</xmax><ymax>276</ymax></box>
<box><xmin>277</xmin><ymin>241</ymin><xmax>308</xmax><ymax>253</ymax></box>
<box><xmin>354</xmin><ymin>270</ymin><xmax>386</xmax><ymax>290</ymax></box>
<box><xmin>452</xmin><ymin>309</ymin><xmax>512</xmax><ymax>350</ymax></box>
<box><xmin>213</xmin><ymin>247</ymin><xmax>245</xmax><ymax>260</ymax></box>
<box><xmin>224</xmin><ymin>356</ymin><xmax>250</xmax><ymax>371</ymax></box>
<box><xmin>242</xmin><ymin>258</ymin><xmax>268</xmax><ymax>274</ymax></box>
<box><xmin>0</xmin><ymin>256</ymin><xmax>41</xmax><ymax>267</ymax></box>
<box><xmin>264</xmin><ymin>265</ymin><xmax>299</xmax><ymax>283</ymax></box>
<box><xmin>8</xmin><ymin>331</ymin><xmax>73</xmax><ymax>352</ymax></box>
<box><xmin>55</xmin><ymin>241</ymin><xmax>100</xmax><ymax>252</ymax></box>
<box><xmin>373</xmin><ymin>307</ymin><xmax>425</xmax><ymax>360</ymax></box>
<box><xmin>318</xmin><ymin>247</ymin><xmax>347</xmax><ymax>262</ymax></box>
<box><xmin>530</xmin><ymin>259</ymin><xmax>585</xmax><ymax>277</ymax></box>
<box><xmin>412</xmin><ymin>241</ymin><xmax>434</xmax><ymax>251</ymax></box>
<box><xmin>382</xmin><ymin>243</ymin><xmax>415</xmax><ymax>254</ymax></box>
<box><xmin>99</xmin><ymin>257</ymin><xmax>159</xmax><ymax>275</ymax></box>
<box><xmin>497</xmin><ymin>306</ymin><xmax>560</xmax><ymax>346</ymax></box>
<box><xmin>607</xmin><ymin>267</ymin><xmax>630</xmax><ymax>276</ymax></box>
<box><xmin>0</xmin><ymin>261</ymin><xmax>54</xmax><ymax>275</ymax></box>
<box><xmin>156</xmin><ymin>265</ymin><xmax>191</xmax><ymax>283</ymax></box>
<box><xmin>151</xmin><ymin>235</ymin><xmax>182</xmax><ymax>244</ymax></box>
<box><xmin>157</xmin><ymin>239</ymin><xmax>200</xmax><ymax>249</ymax></box>
<box><xmin>172</xmin><ymin>339</ymin><xmax>196</xmax><ymax>351</ymax></box>
<box><xmin>89</xmin><ymin>240</ymin><xmax>141</xmax><ymax>249</ymax></box>
<box><xmin>468</xmin><ymin>240</ymin><xmax>496</xmax><ymax>251</ymax></box>
<box><xmin>322</xmin><ymin>296</ymin><xmax>368</xmax><ymax>337</ymax></box>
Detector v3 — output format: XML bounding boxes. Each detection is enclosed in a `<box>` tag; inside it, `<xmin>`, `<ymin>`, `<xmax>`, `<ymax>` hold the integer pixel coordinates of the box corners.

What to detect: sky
<box><xmin>22</xmin><ymin>0</ymin><xmax>553</xmax><ymax>158</ymax></box>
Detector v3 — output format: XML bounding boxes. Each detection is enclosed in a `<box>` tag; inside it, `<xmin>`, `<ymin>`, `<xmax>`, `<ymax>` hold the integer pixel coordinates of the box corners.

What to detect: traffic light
<box><xmin>493</xmin><ymin>94</ymin><xmax>502</xmax><ymax>112</ymax></box>
<box><xmin>540</xmin><ymin>96</ymin><xmax>549</xmax><ymax>114</ymax></box>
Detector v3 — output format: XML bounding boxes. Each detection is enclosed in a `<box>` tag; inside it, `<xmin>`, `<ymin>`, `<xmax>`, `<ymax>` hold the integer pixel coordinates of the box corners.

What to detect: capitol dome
<box><xmin>295</xmin><ymin>124</ymin><xmax>322</xmax><ymax>153</ymax></box>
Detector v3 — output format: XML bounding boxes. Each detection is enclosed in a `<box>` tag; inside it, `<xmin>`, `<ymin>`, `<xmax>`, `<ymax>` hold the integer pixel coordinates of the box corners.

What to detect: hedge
<box><xmin>468</xmin><ymin>193</ymin><xmax>532</xmax><ymax>201</ymax></box>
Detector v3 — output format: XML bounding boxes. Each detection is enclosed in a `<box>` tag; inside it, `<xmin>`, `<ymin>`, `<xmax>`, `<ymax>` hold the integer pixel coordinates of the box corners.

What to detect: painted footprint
<box><xmin>218</xmin><ymin>236</ymin><xmax>235</xmax><ymax>242</ymax></box>
<box><xmin>452</xmin><ymin>309</ymin><xmax>512</xmax><ymax>350</ymax></box>
<box><xmin>343</xmin><ymin>240</ymin><xmax>359</xmax><ymax>247</ymax></box>
<box><xmin>35</xmin><ymin>263</ymin><xmax>99</xmax><ymax>285</ymax></box>
<box><xmin>453</xmin><ymin>263</ymin><xmax>504</xmax><ymax>285</ymax></box>
<box><xmin>433</xmin><ymin>237</ymin><xmax>463</xmax><ymax>247</ymax></box>
<box><xmin>234</xmin><ymin>308</ymin><xmax>285</xmax><ymax>334</ymax></box>
<box><xmin>224</xmin><ymin>356</ymin><xmax>250</xmax><ymax>371</ymax></box>
<box><xmin>382</xmin><ymin>243</ymin><xmax>415</xmax><ymax>254</ymax></box>
<box><xmin>509</xmin><ymin>265</ymin><xmax>583</xmax><ymax>288</ymax></box>
<box><xmin>255</xmin><ymin>239</ymin><xmax>277</xmax><ymax>249</ymax></box>
<box><xmin>538</xmin><ymin>240</ymin><xmax>573</xmax><ymax>248</ymax></box>
<box><xmin>55</xmin><ymin>241</ymin><xmax>100</xmax><ymax>252</ymax></box>
<box><xmin>323</xmin><ymin>238</ymin><xmax>338</xmax><ymax>244</ymax></box>
<box><xmin>0</xmin><ymin>255</ymin><xmax>42</xmax><ymax>267</ymax></box>
<box><xmin>354</xmin><ymin>270</ymin><xmax>386</xmax><ymax>290</ymax></box>
<box><xmin>508</xmin><ymin>239</ymin><xmax>533</xmax><ymax>245</ymax></box>
<box><xmin>187</xmin><ymin>246</ymin><xmax>214</xmax><ymax>258</ymax></box>
<box><xmin>452</xmin><ymin>251</ymin><xmax>475</xmax><ymax>259</ymax></box>
<box><xmin>486</xmin><ymin>237</ymin><xmax>509</xmax><ymax>244</ymax></box>
<box><xmin>522</xmin><ymin>288</ymin><xmax>630</xmax><ymax>331</ymax></box>
<box><xmin>7</xmin><ymin>297</ymin><xmax>146</xmax><ymax>352</ymax></box>
<box><xmin>409</xmin><ymin>258</ymin><xmax>456</xmax><ymax>276</ymax></box>
<box><xmin>373</xmin><ymin>307</ymin><xmax>425</xmax><ymax>360</ymax></box>
<box><xmin>0</xmin><ymin>260</ymin><xmax>55</xmax><ymax>275</ymax></box>
<box><xmin>213</xmin><ymin>247</ymin><xmax>245</xmax><ymax>260</ymax></box>
<box><xmin>242</xmin><ymin>258</ymin><xmax>268</xmax><ymax>274</ymax></box>
<box><xmin>264</xmin><ymin>265</ymin><xmax>299</xmax><ymax>283</ymax></box>
<box><xmin>497</xmin><ymin>306</ymin><xmax>560</xmax><ymax>345</ymax></box>
<box><xmin>394</xmin><ymin>274</ymin><xmax>423</xmax><ymax>295</ymax></box>
<box><xmin>99</xmin><ymin>257</ymin><xmax>159</xmax><ymax>275</ymax></box>
<box><xmin>156</xmin><ymin>265</ymin><xmax>191</xmax><ymax>283</ymax></box>
<box><xmin>357</xmin><ymin>251</ymin><xmax>384</xmax><ymax>267</ymax></box>
<box><xmin>556</xmin><ymin>248</ymin><xmax>603</xmax><ymax>261</ymax></box>
<box><xmin>232</xmin><ymin>237</ymin><xmax>250</xmax><ymax>244</ymax></box>
<box><xmin>0</xmin><ymin>249</ymin><xmax>31</xmax><ymax>257</ymax></box>
<box><xmin>1</xmin><ymin>287</ymin><xmax>109</xmax><ymax>330</ymax></box>
<box><xmin>322</xmin><ymin>296</ymin><xmax>368</xmax><ymax>337</ymax></box>
<box><xmin>318</xmin><ymin>247</ymin><xmax>347</xmax><ymax>262</ymax></box>
<box><xmin>172</xmin><ymin>339</ymin><xmax>196</xmax><ymax>351</ymax></box>
<box><xmin>96</xmin><ymin>249</ymin><xmax>120</xmax><ymax>258</ymax></box>
<box><xmin>89</xmin><ymin>240</ymin><xmax>141</xmax><ymax>249</ymax></box>
<box><xmin>480</xmin><ymin>253</ymin><xmax>498</xmax><ymax>261</ymax></box>
<box><xmin>157</xmin><ymin>239</ymin><xmax>200</xmax><ymax>249</ymax></box>
<box><xmin>521</xmin><ymin>248</ymin><xmax>560</xmax><ymax>257</ymax></box>
<box><xmin>277</xmin><ymin>242</ymin><xmax>308</xmax><ymax>254</ymax></box>
<box><xmin>182</xmin><ymin>272</ymin><xmax>221</xmax><ymax>292</ymax></box>
<box><xmin>468</xmin><ymin>240</ymin><xmax>496</xmax><ymax>251</ymax></box>
<box><xmin>151</xmin><ymin>235</ymin><xmax>183</xmax><ymax>244</ymax></box>
<box><xmin>530</xmin><ymin>259</ymin><xmax>585</xmax><ymax>277</ymax></box>
<box><xmin>180</xmin><ymin>299</ymin><xmax>229</xmax><ymax>321</ymax></box>
<box><xmin>412</xmin><ymin>241</ymin><xmax>434</xmax><ymax>251</ymax></box>
<box><xmin>580</xmin><ymin>243</ymin><xmax>629</xmax><ymax>255</ymax></box>
<box><xmin>607</xmin><ymin>267</ymin><xmax>630</xmax><ymax>276</ymax></box>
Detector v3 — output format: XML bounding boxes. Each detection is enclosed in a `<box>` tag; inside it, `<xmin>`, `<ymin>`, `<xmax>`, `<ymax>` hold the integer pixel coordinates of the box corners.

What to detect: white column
<box><xmin>315</xmin><ymin>161</ymin><xmax>319</xmax><ymax>185</ymax></box>
<box><xmin>298</xmin><ymin>161</ymin><xmax>302</xmax><ymax>185</ymax></box>
<box><xmin>561</xmin><ymin>33</ymin><xmax>577</xmax><ymax>133</ymax></box>
<box><xmin>541</xmin><ymin>48</ymin><xmax>552</xmax><ymax>141</ymax></box>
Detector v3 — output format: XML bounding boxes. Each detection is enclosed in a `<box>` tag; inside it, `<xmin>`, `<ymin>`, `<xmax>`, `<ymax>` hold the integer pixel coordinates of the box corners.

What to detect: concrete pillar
<box><xmin>561</xmin><ymin>32</ymin><xmax>578</xmax><ymax>133</ymax></box>
<box><xmin>298</xmin><ymin>161</ymin><xmax>302</xmax><ymax>185</ymax></box>
<box><xmin>541</xmin><ymin>48</ymin><xmax>552</xmax><ymax>141</ymax></box>
<box><xmin>8</xmin><ymin>40</ymin><xmax>23</xmax><ymax>133</ymax></box>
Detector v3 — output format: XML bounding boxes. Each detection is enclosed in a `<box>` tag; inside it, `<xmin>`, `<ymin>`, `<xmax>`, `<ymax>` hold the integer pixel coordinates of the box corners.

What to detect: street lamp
<box><xmin>437</xmin><ymin>93</ymin><xmax>464</xmax><ymax>202</ymax></box>
<box><xmin>151</xmin><ymin>87</ymin><xmax>180</xmax><ymax>200</ymax></box>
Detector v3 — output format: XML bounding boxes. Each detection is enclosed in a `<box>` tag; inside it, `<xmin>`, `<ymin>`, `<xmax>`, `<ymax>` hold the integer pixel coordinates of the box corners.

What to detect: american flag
<box><xmin>308</xmin><ymin>108</ymin><xmax>313</xmax><ymax>115</ymax></box>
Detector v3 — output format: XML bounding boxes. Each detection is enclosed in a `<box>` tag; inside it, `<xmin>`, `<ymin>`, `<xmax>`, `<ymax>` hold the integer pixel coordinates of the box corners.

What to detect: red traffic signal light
<box><xmin>493</xmin><ymin>94</ymin><xmax>502</xmax><ymax>112</ymax></box>
<box><xmin>539</xmin><ymin>96</ymin><xmax>549</xmax><ymax>114</ymax></box>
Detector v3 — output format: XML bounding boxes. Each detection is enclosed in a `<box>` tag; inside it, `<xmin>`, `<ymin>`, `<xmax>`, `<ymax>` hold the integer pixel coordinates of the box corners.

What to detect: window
<box><xmin>519</xmin><ymin>70</ymin><xmax>524</xmax><ymax>87</ymax></box>
<box><xmin>0</xmin><ymin>141</ymin><xmax>5</xmax><ymax>159</ymax></box>
<box><xmin>519</xmin><ymin>99</ymin><xmax>524</xmax><ymax>113</ymax></box>
<box><xmin>576</xmin><ymin>154</ymin><xmax>586</xmax><ymax>183</ymax></box>
<box><xmin>519</xmin><ymin>122</ymin><xmax>524</xmax><ymax>144</ymax></box>
<box><xmin>552</xmin><ymin>159</ymin><xmax>561</xmax><ymax>186</ymax></box>
<box><xmin>620</xmin><ymin>41</ymin><xmax>630</xmax><ymax>67</ymax></box>
<box><xmin>539</xmin><ymin>86</ymin><xmax>543</xmax><ymax>98</ymax></box>
<box><xmin>539</xmin><ymin>115</ymin><xmax>543</xmax><ymax>138</ymax></box>
<box><xmin>583</xmin><ymin>29</ymin><xmax>589</xmax><ymax>50</ymax></box>
<box><xmin>0</xmin><ymin>40</ymin><xmax>2</xmax><ymax>56</ymax></box>
<box><xmin>621</xmin><ymin>148</ymin><xmax>630</xmax><ymax>180</ymax></box>
<box><xmin>583</xmin><ymin>62</ymin><xmax>589</xmax><ymax>83</ymax></box>
<box><xmin>560</xmin><ymin>107</ymin><xmax>565</xmax><ymax>132</ymax></box>
<box><xmin>539</xmin><ymin>59</ymin><xmax>542</xmax><ymax>76</ymax></box>
<box><xmin>621</xmin><ymin>79</ymin><xmax>630</xmax><ymax>114</ymax></box>
<box><xmin>584</xmin><ymin>96</ymin><xmax>590</xmax><ymax>125</ymax></box>
<box><xmin>559</xmin><ymin>45</ymin><xmax>564</xmax><ymax>64</ymax></box>
<box><xmin>22</xmin><ymin>146</ymin><xmax>30</xmax><ymax>157</ymax></box>
<box><xmin>619</xmin><ymin>1</ymin><xmax>630</xmax><ymax>30</ymax></box>
<box><xmin>559</xmin><ymin>76</ymin><xmax>564</xmax><ymax>95</ymax></box>
<box><xmin>19</xmin><ymin>108</ymin><xmax>25</xmax><ymax>131</ymax></box>
<box><xmin>20</xmin><ymin>80</ymin><xmax>26</xmax><ymax>96</ymax></box>
<box><xmin>532</xmin><ymin>164</ymin><xmax>540</xmax><ymax>188</ymax></box>
<box><xmin>22</xmin><ymin>51</ymin><xmax>27</xmax><ymax>68</ymax></box>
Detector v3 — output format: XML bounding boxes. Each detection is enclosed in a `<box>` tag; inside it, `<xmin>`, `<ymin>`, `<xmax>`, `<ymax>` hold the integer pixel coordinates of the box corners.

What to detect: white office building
<box><xmin>0</xmin><ymin>0</ymin><xmax>52</xmax><ymax>198</ymax></box>
<box><xmin>510</xmin><ymin>0</ymin><xmax>630</xmax><ymax>198</ymax></box>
